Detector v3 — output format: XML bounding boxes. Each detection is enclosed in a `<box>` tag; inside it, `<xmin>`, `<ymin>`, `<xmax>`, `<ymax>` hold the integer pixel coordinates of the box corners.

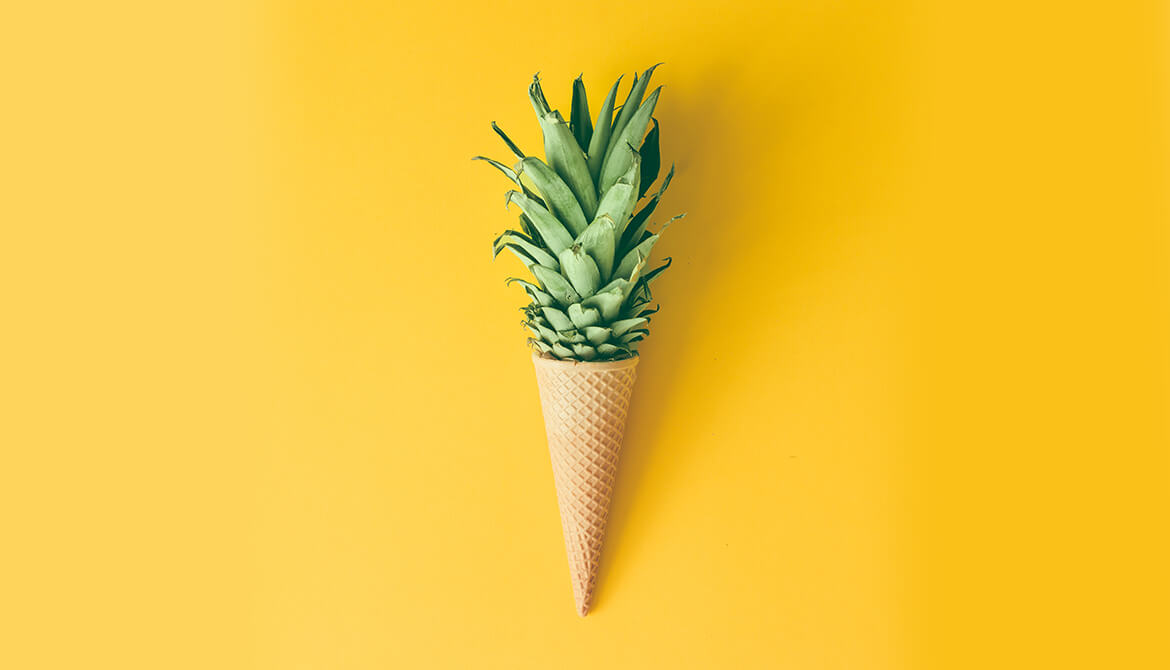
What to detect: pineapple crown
<box><xmin>477</xmin><ymin>65</ymin><xmax>683</xmax><ymax>362</ymax></box>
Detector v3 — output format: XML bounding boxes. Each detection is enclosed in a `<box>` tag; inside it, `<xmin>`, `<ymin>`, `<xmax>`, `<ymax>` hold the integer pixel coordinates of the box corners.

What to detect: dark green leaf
<box><xmin>491</xmin><ymin>122</ymin><xmax>525</xmax><ymax>159</ymax></box>
<box><xmin>519</xmin><ymin>213</ymin><xmax>542</xmax><ymax>247</ymax></box>
<box><xmin>622</xmin><ymin>163</ymin><xmax>674</xmax><ymax>252</ymax></box>
<box><xmin>636</xmin><ymin>304</ymin><xmax>660</xmax><ymax>319</ymax></box>
<box><xmin>570</xmin><ymin>75</ymin><xmax>593</xmax><ymax>153</ymax></box>
<box><xmin>620</xmin><ymin>328</ymin><xmax>650</xmax><ymax>344</ymax></box>
<box><xmin>629</xmin><ymin>257</ymin><xmax>672</xmax><ymax>304</ymax></box>
<box><xmin>638</xmin><ymin>118</ymin><xmax>660</xmax><ymax>198</ymax></box>
<box><xmin>614</xmin><ymin>233</ymin><xmax>658</xmax><ymax>280</ymax></box>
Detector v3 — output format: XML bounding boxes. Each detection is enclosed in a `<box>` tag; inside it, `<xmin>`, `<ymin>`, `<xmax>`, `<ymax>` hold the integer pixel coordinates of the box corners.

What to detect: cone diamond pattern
<box><xmin>532</xmin><ymin>354</ymin><xmax>639</xmax><ymax>617</ymax></box>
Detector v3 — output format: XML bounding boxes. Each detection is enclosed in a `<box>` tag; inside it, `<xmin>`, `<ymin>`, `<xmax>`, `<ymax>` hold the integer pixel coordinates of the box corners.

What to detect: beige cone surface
<box><xmin>532</xmin><ymin>353</ymin><xmax>639</xmax><ymax>617</ymax></box>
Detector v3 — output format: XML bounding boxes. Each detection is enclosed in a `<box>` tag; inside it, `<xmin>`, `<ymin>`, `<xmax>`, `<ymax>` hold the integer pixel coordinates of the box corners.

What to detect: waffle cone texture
<box><xmin>532</xmin><ymin>353</ymin><xmax>639</xmax><ymax>617</ymax></box>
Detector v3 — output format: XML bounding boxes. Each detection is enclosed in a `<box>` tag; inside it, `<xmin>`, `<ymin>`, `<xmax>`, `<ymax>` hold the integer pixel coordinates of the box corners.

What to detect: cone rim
<box><xmin>532</xmin><ymin>352</ymin><xmax>639</xmax><ymax>372</ymax></box>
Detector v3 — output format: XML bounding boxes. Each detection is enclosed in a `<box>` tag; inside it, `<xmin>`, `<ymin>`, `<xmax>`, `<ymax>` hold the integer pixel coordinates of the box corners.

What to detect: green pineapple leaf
<box><xmin>504</xmin><ymin>190</ymin><xmax>574</xmax><ymax>254</ymax></box>
<box><xmin>570</xmin><ymin>343</ymin><xmax>598</xmax><ymax>360</ymax></box>
<box><xmin>491</xmin><ymin>121</ymin><xmax>525</xmax><ymax>159</ymax></box>
<box><xmin>570</xmin><ymin>75</ymin><xmax>592</xmax><ymax>153</ymax></box>
<box><xmin>472</xmin><ymin>155</ymin><xmax>520</xmax><ymax>183</ymax></box>
<box><xmin>622</xmin><ymin>164</ymin><xmax>675</xmax><ymax>253</ymax></box>
<box><xmin>529</xmin><ymin>75</ymin><xmax>598</xmax><ymax>218</ymax></box>
<box><xmin>514</xmin><ymin>157</ymin><xmax>588</xmax><ymax>236</ymax></box>
<box><xmin>505</xmin><ymin>277</ymin><xmax>554</xmax><ymax>307</ymax></box>
<box><xmin>608</xmin><ymin>63</ymin><xmax>662</xmax><ymax>158</ymax></box>
<box><xmin>635</xmin><ymin>304</ymin><xmax>660</xmax><ymax>318</ymax></box>
<box><xmin>638</xmin><ymin>118</ymin><xmax>661</xmax><ymax>198</ymax></box>
<box><xmin>531</xmin><ymin>264</ymin><xmax>582</xmax><ymax>307</ymax></box>
<box><xmin>518</xmin><ymin>213</ymin><xmax>543</xmax><ymax>248</ymax></box>
<box><xmin>613</xmin><ymin>212</ymin><xmax>683</xmax><ymax>278</ymax></box>
<box><xmin>557</xmin><ymin>245</ymin><xmax>601</xmax><ymax>298</ymax></box>
<box><xmin>531</xmin><ymin>321</ymin><xmax>559</xmax><ymax>343</ymax></box>
<box><xmin>540</xmin><ymin>306</ymin><xmax>574</xmax><ymax>331</ymax></box>
<box><xmin>478</xmin><ymin>156</ymin><xmax>549</xmax><ymax>207</ymax></box>
<box><xmin>595</xmin><ymin>152</ymin><xmax>640</xmax><ymax>240</ymax></box>
<box><xmin>599</xmin><ymin>86</ymin><xmax>661</xmax><ymax>194</ymax></box>
<box><xmin>582</xmin><ymin>326</ymin><xmax>611</xmax><ymax>345</ymax></box>
<box><xmin>567</xmin><ymin>302</ymin><xmax>602</xmax><ymax>329</ymax></box>
<box><xmin>614</xmin><ymin>234</ymin><xmax>658</xmax><ymax>280</ymax></box>
<box><xmin>586</xmin><ymin>75</ymin><xmax>624</xmax><ymax>182</ymax></box>
<box><xmin>558</xmin><ymin>329</ymin><xmax>587</xmax><ymax>345</ymax></box>
<box><xmin>483</xmin><ymin>68</ymin><xmax>681</xmax><ymax>361</ymax></box>
<box><xmin>596</xmin><ymin>342</ymin><xmax>632</xmax><ymax>358</ymax></box>
<box><xmin>492</xmin><ymin>231</ymin><xmax>559</xmax><ymax>269</ymax></box>
<box><xmin>582</xmin><ymin>282</ymin><xmax>627</xmax><ymax>321</ymax></box>
<box><xmin>576</xmin><ymin>215</ymin><xmax>617</xmax><ymax>282</ymax></box>
<box><xmin>629</xmin><ymin>257</ymin><xmax>672</xmax><ymax>304</ymax></box>
<box><xmin>620</xmin><ymin>328</ymin><xmax>650</xmax><ymax>344</ymax></box>
<box><xmin>610</xmin><ymin>317</ymin><xmax>649</xmax><ymax>336</ymax></box>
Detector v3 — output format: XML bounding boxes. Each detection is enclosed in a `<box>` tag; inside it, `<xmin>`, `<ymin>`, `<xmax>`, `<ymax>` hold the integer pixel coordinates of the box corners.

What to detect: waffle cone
<box><xmin>532</xmin><ymin>353</ymin><xmax>639</xmax><ymax>617</ymax></box>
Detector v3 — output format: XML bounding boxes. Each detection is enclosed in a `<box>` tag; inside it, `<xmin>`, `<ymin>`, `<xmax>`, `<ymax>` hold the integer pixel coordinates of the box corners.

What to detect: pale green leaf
<box><xmin>515</xmin><ymin>157</ymin><xmax>588</xmax><ymax>236</ymax></box>
<box><xmin>599</xmin><ymin>86</ymin><xmax>661</xmax><ymax>194</ymax></box>
<box><xmin>557</xmin><ymin>245</ymin><xmax>601</xmax><ymax>298</ymax></box>
<box><xmin>531</xmin><ymin>264</ymin><xmax>582</xmax><ymax>306</ymax></box>
<box><xmin>575</xmin><ymin>215</ymin><xmax>617</xmax><ymax>281</ymax></box>
<box><xmin>586</xmin><ymin>75</ymin><xmax>623</xmax><ymax>183</ymax></box>
<box><xmin>505</xmin><ymin>190</ymin><xmax>574</xmax><ymax>254</ymax></box>
<box><xmin>567</xmin><ymin>302</ymin><xmax>601</xmax><ymax>328</ymax></box>
<box><xmin>529</xmin><ymin>76</ymin><xmax>598</xmax><ymax>219</ymax></box>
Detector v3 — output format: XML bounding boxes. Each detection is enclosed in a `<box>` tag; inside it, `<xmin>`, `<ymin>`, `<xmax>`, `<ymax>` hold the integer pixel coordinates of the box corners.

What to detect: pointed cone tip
<box><xmin>573</xmin><ymin>587</ymin><xmax>591</xmax><ymax>617</ymax></box>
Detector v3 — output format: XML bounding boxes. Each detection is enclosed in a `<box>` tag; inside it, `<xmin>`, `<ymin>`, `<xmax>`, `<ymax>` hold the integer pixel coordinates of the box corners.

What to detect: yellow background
<box><xmin>2</xmin><ymin>1</ymin><xmax>1168</xmax><ymax>668</ymax></box>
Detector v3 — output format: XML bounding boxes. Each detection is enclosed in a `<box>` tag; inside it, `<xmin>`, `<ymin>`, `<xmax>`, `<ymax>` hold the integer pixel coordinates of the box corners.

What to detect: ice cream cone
<box><xmin>532</xmin><ymin>353</ymin><xmax>639</xmax><ymax>617</ymax></box>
